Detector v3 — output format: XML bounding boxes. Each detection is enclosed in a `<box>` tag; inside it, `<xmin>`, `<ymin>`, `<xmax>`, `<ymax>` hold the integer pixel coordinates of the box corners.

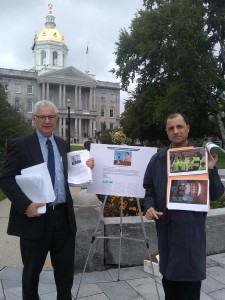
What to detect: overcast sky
<box><xmin>0</xmin><ymin>0</ymin><xmax>144</xmax><ymax>113</ymax></box>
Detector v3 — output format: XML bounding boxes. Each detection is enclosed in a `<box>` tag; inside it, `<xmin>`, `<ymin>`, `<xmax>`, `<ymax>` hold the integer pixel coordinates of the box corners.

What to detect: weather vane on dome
<box><xmin>48</xmin><ymin>4</ymin><xmax>53</xmax><ymax>15</ymax></box>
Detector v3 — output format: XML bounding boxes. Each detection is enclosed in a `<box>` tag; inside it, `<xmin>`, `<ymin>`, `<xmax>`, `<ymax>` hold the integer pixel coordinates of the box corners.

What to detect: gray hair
<box><xmin>33</xmin><ymin>100</ymin><xmax>58</xmax><ymax>115</ymax></box>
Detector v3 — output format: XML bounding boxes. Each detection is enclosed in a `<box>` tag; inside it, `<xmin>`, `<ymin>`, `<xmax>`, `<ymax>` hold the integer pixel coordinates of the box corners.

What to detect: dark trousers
<box><xmin>20</xmin><ymin>205</ymin><xmax>75</xmax><ymax>300</ymax></box>
<box><xmin>162</xmin><ymin>276</ymin><xmax>201</xmax><ymax>300</ymax></box>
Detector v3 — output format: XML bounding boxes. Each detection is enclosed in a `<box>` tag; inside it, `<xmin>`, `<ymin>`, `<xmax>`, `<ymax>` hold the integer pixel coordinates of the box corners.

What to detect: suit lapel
<box><xmin>27</xmin><ymin>132</ymin><xmax>44</xmax><ymax>165</ymax></box>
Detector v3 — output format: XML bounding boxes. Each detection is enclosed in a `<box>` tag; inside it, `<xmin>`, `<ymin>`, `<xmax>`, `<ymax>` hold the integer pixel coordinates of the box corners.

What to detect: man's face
<box><xmin>166</xmin><ymin>115</ymin><xmax>189</xmax><ymax>148</ymax></box>
<box><xmin>32</xmin><ymin>106</ymin><xmax>58</xmax><ymax>137</ymax></box>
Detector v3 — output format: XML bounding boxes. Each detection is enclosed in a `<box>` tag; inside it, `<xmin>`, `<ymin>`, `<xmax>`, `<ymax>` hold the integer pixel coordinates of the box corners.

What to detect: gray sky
<box><xmin>0</xmin><ymin>0</ymin><xmax>144</xmax><ymax>113</ymax></box>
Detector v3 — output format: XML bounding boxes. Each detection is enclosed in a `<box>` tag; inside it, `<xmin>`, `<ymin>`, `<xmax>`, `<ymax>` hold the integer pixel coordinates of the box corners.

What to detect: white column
<box><xmin>89</xmin><ymin>88</ymin><xmax>92</xmax><ymax>110</ymax></box>
<box><xmin>93</xmin><ymin>88</ymin><xmax>96</xmax><ymax>111</ymax></box>
<box><xmin>59</xmin><ymin>117</ymin><xmax>62</xmax><ymax>138</ymax></box>
<box><xmin>89</xmin><ymin>119</ymin><xmax>93</xmax><ymax>137</ymax></box>
<box><xmin>46</xmin><ymin>83</ymin><xmax>49</xmax><ymax>100</ymax></box>
<box><xmin>42</xmin><ymin>83</ymin><xmax>45</xmax><ymax>99</ymax></box>
<box><xmin>59</xmin><ymin>84</ymin><xmax>62</xmax><ymax>108</ymax></box>
<box><xmin>63</xmin><ymin>85</ymin><xmax>66</xmax><ymax>107</ymax></box>
<box><xmin>79</xmin><ymin>86</ymin><xmax>81</xmax><ymax>110</ymax></box>
<box><xmin>79</xmin><ymin>119</ymin><xmax>82</xmax><ymax>140</ymax></box>
<box><xmin>62</xmin><ymin>118</ymin><xmax>66</xmax><ymax>139</ymax></box>
<box><xmin>74</xmin><ymin>118</ymin><xmax>78</xmax><ymax>141</ymax></box>
<box><xmin>74</xmin><ymin>86</ymin><xmax>77</xmax><ymax>110</ymax></box>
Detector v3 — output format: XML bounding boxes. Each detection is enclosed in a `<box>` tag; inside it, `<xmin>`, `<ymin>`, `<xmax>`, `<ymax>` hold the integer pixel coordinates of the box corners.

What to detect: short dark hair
<box><xmin>164</xmin><ymin>113</ymin><xmax>189</xmax><ymax>127</ymax></box>
<box><xmin>84</xmin><ymin>140</ymin><xmax>93</xmax><ymax>151</ymax></box>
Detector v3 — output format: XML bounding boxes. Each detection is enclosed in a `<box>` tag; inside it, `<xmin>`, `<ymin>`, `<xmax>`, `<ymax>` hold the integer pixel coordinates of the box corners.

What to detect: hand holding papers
<box><xmin>67</xmin><ymin>150</ymin><xmax>93</xmax><ymax>187</ymax></box>
<box><xmin>15</xmin><ymin>163</ymin><xmax>55</xmax><ymax>214</ymax></box>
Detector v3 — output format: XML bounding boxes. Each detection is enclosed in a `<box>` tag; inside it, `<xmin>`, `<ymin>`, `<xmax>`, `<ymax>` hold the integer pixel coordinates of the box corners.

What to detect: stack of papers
<box><xmin>15</xmin><ymin>163</ymin><xmax>55</xmax><ymax>214</ymax></box>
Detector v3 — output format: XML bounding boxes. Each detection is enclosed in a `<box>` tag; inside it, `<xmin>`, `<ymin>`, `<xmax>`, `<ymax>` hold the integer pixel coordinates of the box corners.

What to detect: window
<box><xmin>27</xmin><ymin>99</ymin><xmax>33</xmax><ymax>113</ymax></box>
<box><xmin>101</xmin><ymin>122</ymin><xmax>106</xmax><ymax>131</ymax></box>
<box><xmin>101</xmin><ymin>105</ymin><xmax>105</xmax><ymax>117</ymax></box>
<box><xmin>110</xmin><ymin>123</ymin><xmax>114</xmax><ymax>130</ymax></box>
<box><xmin>15</xmin><ymin>98</ymin><xmax>21</xmax><ymax>112</ymax></box>
<box><xmin>15</xmin><ymin>84</ymin><xmax>21</xmax><ymax>93</ymax></box>
<box><xmin>53</xmin><ymin>51</ymin><xmax>58</xmax><ymax>65</ymax></box>
<box><xmin>27</xmin><ymin>85</ymin><xmax>33</xmax><ymax>94</ymax></box>
<box><xmin>110</xmin><ymin>106</ymin><xmax>114</xmax><ymax>118</ymax></box>
<box><xmin>41</xmin><ymin>50</ymin><xmax>46</xmax><ymax>65</ymax></box>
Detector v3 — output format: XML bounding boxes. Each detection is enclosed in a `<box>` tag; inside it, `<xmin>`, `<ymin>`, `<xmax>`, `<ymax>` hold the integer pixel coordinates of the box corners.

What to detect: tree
<box><xmin>112</xmin><ymin>0</ymin><xmax>225</xmax><ymax>143</ymax></box>
<box><xmin>0</xmin><ymin>84</ymin><xmax>33</xmax><ymax>167</ymax></box>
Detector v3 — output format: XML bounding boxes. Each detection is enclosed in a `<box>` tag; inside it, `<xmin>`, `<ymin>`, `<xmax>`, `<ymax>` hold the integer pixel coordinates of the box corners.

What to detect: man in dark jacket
<box><xmin>0</xmin><ymin>100</ymin><xmax>93</xmax><ymax>300</ymax></box>
<box><xmin>143</xmin><ymin>113</ymin><xmax>224</xmax><ymax>300</ymax></box>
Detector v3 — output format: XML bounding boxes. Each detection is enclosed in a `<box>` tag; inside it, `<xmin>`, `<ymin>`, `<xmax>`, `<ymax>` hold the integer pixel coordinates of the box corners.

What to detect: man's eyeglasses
<box><xmin>35</xmin><ymin>115</ymin><xmax>57</xmax><ymax>121</ymax></box>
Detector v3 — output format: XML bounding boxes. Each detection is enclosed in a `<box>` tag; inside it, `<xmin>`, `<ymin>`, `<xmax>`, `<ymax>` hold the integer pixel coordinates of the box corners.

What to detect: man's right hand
<box><xmin>25</xmin><ymin>203</ymin><xmax>45</xmax><ymax>217</ymax></box>
<box><xmin>145</xmin><ymin>207</ymin><xmax>163</xmax><ymax>220</ymax></box>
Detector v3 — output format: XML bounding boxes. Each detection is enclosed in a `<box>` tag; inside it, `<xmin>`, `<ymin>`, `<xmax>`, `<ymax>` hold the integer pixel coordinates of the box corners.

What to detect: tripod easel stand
<box><xmin>74</xmin><ymin>195</ymin><xmax>160</xmax><ymax>300</ymax></box>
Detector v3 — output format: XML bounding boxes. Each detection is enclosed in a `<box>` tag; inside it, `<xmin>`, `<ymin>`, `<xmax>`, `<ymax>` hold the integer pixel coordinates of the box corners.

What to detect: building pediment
<box><xmin>37</xmin><ymin>66</ymin><xmax>96</xmax><ymax>87</ymax></box>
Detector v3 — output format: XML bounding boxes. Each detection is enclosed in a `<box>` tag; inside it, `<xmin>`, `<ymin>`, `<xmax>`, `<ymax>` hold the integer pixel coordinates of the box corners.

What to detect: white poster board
<box><xmin>87</xmin><ymin>144</ymin><xmax>157</xmax><ymax>198</ymax></box>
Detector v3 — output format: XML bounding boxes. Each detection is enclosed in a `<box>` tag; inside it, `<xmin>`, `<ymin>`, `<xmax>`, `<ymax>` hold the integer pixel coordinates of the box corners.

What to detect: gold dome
<box><xmin>36</xmin><ymin>28</ymin><xmax>65</xmax><ymax>44</ymax></box>
<box><xmin>35</xmin><ymin>4</ymin><xmax>66</xmax><ymax>44</ymax></box>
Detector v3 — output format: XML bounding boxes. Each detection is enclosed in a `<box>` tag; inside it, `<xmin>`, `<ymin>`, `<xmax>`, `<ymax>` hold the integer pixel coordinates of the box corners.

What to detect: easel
<box><xmin>74</xmin><ymin>195</ymin><xmax>160</xmax><ymax>300</ymax></box>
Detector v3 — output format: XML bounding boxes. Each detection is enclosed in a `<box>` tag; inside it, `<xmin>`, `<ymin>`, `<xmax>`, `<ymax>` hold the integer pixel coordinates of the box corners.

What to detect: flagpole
<box><xmin>86</xmin><ymin>42</ymin><xmax>89</xmax><ymax>74</ymax></box>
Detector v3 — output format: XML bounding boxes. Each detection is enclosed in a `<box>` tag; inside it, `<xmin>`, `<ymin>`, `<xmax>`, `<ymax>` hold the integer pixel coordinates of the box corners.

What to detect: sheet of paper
<box><xmin>87</xmin><ymin>144</ymin><xmax>157</xmax><ymax>198</ymax></box>
<box><xmin>21</xmin><ymin>162</ymin><xmax>55</xmax><ymax>203</ymax></box>
<box><xmin>67</xmin><ymin>150</ymin><xmax>93</xmax><ymax>186</ymax></box>
<box><xmin>15</xmin><ymin>174</ymin><xmax>46</xmax><ymax>214</ymax></box>
<box><xmin>205</xmin><ymin>142</ymin><xmax>225</xmax><ymax>154</ymax></box>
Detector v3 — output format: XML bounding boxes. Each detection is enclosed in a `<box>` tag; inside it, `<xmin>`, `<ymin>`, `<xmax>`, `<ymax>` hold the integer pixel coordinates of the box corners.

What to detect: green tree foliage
<box><xmin>0</xmin><ymin>84</ymin><xmax>33</xmax><ymax>167</ymax></box>
<box><xmin>113</xmin><ymin>0</ymin><xmax>225</xmax><ymax>142</ymax></box>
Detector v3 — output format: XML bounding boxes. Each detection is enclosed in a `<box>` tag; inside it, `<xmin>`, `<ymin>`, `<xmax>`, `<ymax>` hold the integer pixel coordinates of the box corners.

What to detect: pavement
<box><xmin>1</xmin><ymin>199</ymin><xmax>225</xmax><ymax>299</ymax></box>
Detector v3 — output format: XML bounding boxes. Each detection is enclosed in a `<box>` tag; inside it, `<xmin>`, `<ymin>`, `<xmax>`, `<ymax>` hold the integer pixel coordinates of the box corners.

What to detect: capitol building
<box><xmin>0</xmin><ymin>4</ymin><xmax>120</xmax><ymax>142</ymax></box>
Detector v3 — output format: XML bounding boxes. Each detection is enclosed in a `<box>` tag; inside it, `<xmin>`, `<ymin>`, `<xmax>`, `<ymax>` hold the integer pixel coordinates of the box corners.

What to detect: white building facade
<box><xmin>0</xmin><ymin>4</ymin><xmax>120</xmax><ymax>142</ymax></box>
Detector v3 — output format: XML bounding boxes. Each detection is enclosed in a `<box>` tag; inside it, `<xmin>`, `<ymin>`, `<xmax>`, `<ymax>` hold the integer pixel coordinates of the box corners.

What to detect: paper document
<box><xmin>205</xmin><ymin>142</ymin><xmax>225</xmax><ymax>153</ymax></box>
<box><xmin>67</xmin><ymin>150</ymin><xmax>93</xmax><ymax>186</ymax></box>
<box><xmin>87</xmin><ymin>144</ymin><xmax>157</xmax><ymax>198</ymax></box>
<box><xmin>16</xmin><ymin>163</ymin><xmax>55</xmax><ymax>214</ymax></box>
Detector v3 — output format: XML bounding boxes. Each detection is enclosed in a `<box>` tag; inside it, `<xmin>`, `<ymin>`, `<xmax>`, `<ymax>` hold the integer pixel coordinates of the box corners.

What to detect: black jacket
<box><xmin>0</xmin><ymin>132</ymin><xmax>76</xmax><ymax>240</ymax></box>
<box><xmin>143</xmin><ymin>145</ymin><xmax>224</xmax><ymax>281</ymax></box>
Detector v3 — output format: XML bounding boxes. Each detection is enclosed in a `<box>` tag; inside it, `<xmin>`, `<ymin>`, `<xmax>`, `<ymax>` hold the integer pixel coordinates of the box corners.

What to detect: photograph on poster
<box><xmin>114</xmin><ymin>151</ymin><xmax>132</xmax><ymax>166</ymax></box>
<box><xmin>167</xmin><ymin>179</ymin><xmax>209</xmax><ymax>212</ymax></box>
<box><xmin>168</xmin><ymin>147</ymin><xmax>207</xmax><ymax>176</ymax></box>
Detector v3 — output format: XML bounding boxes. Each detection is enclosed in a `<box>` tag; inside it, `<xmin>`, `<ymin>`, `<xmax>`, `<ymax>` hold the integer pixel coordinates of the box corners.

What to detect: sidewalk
<box><xmin>1</xmin><ymin>199</ymin><xmax>225</xmax><ymax>299</ymax></box>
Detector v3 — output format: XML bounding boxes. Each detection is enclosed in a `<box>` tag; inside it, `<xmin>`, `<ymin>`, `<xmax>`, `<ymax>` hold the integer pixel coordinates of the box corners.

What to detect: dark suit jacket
<box><xmin>0</xmin><ymin>132</ymin><xmax>77</xmax><ymax>240</ymax></box>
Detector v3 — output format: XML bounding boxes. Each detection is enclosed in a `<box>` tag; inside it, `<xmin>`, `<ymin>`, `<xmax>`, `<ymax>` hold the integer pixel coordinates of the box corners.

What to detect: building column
<box><xmin>63</xmin><ymin>85</ymin><xmax>66</xmax><ymax>107</ymax></box>
<box><xmin>42</xmin><ymin>83</ymin><xmax>45</xmax><ymax>99</ymax></box>
<box><xmin>62</xmin><ymin>118</ymin><xmax>66</xmax><ymax>139</ymax></box>
<box><xmin>59</xmin><ymin>84</ymin><xmax>62</xmax><ymax>108</ymax></box>
<box><xmin>59</xmin><ymin>117</ymin><xmax>62</xmax><ymax>138</ymax></box>
<box><xmin>89</xmin><ymin>119</ymin><xmax>93</xmax><ymax>138</ymax></box>
<box><xmin>74</xmin><ymin>86</ymin><xmax>78</xmax><ymax>110</ymax></box>
<box><xmin>46</xmin><ymin>83</ymin><xmax>49</xmax><ymax>100</ymax></box>
<box><xmin>74</xmin><ymin>118</ymin><xmax>78</xmax><ymax>141</ymax></box>
<box><xmin>78</xmin><ymin>86</ymin><xmax>81</xmax><ymax>110</ymax></box>
<box><xmin>78</xmin><ymin>118</ymin><xmax>82</xmax><ymax>140</ymax></box>
<box><xmin>89</xmin><ymin>88</ymin><xmax>92</xmax><ymax>110</ymax></box>
<box><xmin>93</xmin><ymin>88</ymin><xmax>96</xmax><ymax>111</ymax></box>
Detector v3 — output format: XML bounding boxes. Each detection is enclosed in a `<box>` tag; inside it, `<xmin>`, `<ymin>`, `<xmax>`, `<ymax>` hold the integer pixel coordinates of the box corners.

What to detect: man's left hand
<box><xmin>86</xmin><ymin>158</ymin><xmax>94</xmax><ymax>169</ymax></box>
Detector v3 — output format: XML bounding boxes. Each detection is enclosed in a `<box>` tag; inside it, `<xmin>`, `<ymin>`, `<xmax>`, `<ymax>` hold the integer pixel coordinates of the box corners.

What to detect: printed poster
<box><xmin>87</xmin><ymin>144</ymin><xmax>157</xmax><ymax>198</ymax></box>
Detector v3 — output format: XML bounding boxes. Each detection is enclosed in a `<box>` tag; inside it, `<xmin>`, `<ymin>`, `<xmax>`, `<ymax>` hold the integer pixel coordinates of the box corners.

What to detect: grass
<box><xmin>0</xmin><ymin>189</ymin><xmax>6</xmax><ymax>201</ymax></box>
<box><xmin>71</xmin><ymin>145</ymin><xmax>85</xmax><ymax>151</ymax></box>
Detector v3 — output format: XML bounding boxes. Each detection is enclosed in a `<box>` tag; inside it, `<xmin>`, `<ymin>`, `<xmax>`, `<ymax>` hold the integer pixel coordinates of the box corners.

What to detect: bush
<box><xmin>97</xmin><ymin>194</ymin><xmax>144</xmax><ymax>217</ymax></box>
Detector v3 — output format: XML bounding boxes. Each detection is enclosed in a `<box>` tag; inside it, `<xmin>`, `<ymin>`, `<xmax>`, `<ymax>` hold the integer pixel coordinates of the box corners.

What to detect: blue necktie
<box><xmin>46</xmin><ymin>139</ymin><xmax>55</xmax><ymax>187</ymax></box>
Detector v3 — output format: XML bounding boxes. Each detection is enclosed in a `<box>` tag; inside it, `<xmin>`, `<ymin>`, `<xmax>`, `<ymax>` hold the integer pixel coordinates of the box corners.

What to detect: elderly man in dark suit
<box><xmin>0</xmin><ymin>100</ymin><xmax>94</xmax><ymax>300</ymax></box>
